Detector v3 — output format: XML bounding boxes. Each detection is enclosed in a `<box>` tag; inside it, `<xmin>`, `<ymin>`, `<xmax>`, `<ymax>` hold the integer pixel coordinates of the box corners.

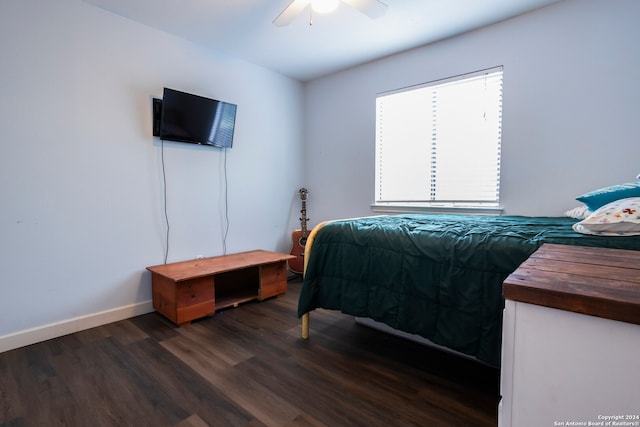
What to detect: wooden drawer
<box><xmin>152</xmin><ymin>275</ymin><xmax>214</xmax><ymax>325</ymax></box>
<box><xmin>259</xmin><ymin>261</ymin><xmax>287</xmax><ymax>299</ymax></box>
<box><xmin>176</xmin><ymin>277</ymin><xmax>214</xmax><ymax>307</ymax></box>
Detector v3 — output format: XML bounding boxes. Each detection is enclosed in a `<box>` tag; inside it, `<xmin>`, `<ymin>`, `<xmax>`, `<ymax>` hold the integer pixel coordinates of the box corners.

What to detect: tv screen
<box><xmin>159</xmin><ymin>88</ymin><xmax>237</xmax><ymax>148</ymax></box>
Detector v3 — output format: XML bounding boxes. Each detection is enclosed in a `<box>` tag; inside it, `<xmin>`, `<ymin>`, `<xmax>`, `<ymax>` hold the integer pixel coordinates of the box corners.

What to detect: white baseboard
<box><xmin>0</xmin><ymin>300</ymin><xmax>154</xmax><ymax>354</ymax></box>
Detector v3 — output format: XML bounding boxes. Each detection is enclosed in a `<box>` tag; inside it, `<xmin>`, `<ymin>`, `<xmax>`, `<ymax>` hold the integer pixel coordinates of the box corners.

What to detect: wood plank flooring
<box><xmin>0</xmin><ymin>278</ymin><xmax>499</xmax><ymax>427</ymax></box>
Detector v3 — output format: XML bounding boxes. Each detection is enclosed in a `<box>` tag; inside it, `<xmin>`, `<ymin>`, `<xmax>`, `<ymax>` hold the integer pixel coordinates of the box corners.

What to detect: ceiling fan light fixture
<box><xmin>273</xmin><ymin>0</ymin><xmax>387</xmax><ymax>27</ymax></box>
<box><xmin>311</xmin><ymin>0</ymin><xmax>340</xmax><ymax>14</ymax></box>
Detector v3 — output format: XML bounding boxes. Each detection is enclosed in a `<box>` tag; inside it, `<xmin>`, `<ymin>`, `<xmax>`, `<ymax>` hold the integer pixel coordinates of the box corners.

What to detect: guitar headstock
<box><xmin>298</xmin><ymin>188</ymin><xmax>308</xmax><ymax>201</ymax></box>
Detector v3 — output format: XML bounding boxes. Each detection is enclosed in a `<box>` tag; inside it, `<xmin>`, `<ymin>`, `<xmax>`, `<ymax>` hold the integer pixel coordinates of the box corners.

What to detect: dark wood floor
<box><xmin>0</xmin><ymin>278</ymin><xmax>499</xmax><ymax>427</ymax></box>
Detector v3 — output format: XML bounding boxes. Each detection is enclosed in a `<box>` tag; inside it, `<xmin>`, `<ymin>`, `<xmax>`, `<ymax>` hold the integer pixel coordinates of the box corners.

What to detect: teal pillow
<box><xmin>576</xmin><ymin>181</ymin><xmax>640</xmax><ymax>211</ymax></box>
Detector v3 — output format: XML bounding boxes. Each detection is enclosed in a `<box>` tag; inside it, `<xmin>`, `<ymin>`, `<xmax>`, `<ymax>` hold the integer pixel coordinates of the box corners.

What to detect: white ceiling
<box><xmin>81</xmin><ymin>0</ymin><xmax>563</xmax><ymax>82</ymax></box>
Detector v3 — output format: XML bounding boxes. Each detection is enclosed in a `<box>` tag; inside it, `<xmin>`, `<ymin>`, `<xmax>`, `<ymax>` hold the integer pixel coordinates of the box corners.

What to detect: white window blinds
<box><xmin>375</xmin><ymin>67</ymin><xmax>503</xmax><ymax>208</ymax></box>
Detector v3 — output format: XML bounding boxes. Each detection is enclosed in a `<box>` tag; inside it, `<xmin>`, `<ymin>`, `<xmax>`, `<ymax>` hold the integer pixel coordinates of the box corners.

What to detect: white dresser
<box><xmin>499</xmin><ymin>244</ymin><xmax>640</xmax><ymax>427</ymax></box>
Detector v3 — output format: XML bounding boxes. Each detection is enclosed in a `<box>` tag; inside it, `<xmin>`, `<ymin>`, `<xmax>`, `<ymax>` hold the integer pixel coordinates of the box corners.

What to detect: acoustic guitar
<box><xmin>288</xmin><ymin>188</ymin><xmax>309</xmax><ymax>275</ymax></box>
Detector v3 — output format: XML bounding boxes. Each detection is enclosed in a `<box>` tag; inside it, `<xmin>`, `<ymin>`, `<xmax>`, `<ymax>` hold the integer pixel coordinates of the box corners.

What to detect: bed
<box><xmin>298</xmin><ymin>213</ymin><xmax>640</xmax><ymax>367</ymax></box>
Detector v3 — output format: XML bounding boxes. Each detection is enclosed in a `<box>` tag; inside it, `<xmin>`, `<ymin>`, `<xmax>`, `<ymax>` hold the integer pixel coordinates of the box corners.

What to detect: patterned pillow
<box><xmin>576</xmin><ymin>181</ymin><xmax>640</xmax><ymax>211</ymax></box>
<box><xmin>573</xmin><ymin>197</ymin><xmax>640</xmax><ymax>236</ymax></box>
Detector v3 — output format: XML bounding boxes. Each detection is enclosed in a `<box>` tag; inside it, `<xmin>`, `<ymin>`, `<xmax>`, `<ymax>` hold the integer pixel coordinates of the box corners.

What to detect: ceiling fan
<box><xmin>273</xmin><ymin>0</ymin><xmax>388</xmax><ymax>27</ymax></box>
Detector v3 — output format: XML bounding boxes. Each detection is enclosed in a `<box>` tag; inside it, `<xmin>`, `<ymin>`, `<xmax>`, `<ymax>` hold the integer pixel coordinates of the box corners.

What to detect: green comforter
<box><xmin>298</xmin><ymin>214</ymin><xmax>640</xmax><ymax>367</ymax></box>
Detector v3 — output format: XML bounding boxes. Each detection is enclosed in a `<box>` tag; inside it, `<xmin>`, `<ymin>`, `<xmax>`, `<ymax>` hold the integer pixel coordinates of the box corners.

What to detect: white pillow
<box><xmin>573</xmin><ymin>197</ymin><xmax>640</xmax><ymax>236</ymax></box>
<box><xmin>564</xmin><ymin>205</ymin><xmax>591</xmax><ymax>220</ymax></box>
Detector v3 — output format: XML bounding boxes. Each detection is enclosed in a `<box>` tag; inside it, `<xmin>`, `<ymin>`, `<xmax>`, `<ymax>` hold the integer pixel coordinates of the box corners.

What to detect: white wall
<box><xmin>303</xmin><ymin>0</ymin><xmax>640</xmax><ymax>223</ymax></box>
<box><xmin>0</xmin><ymin>0</ymin><xmax>304</xmax><ymax>345</ymax></box>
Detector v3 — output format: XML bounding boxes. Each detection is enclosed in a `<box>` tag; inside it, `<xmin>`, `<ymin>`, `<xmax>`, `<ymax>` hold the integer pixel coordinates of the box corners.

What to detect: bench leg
<box><xmin>301</xmin><ymin>313</ymin><xmax>310</xmax><ymax>339</ymax></box>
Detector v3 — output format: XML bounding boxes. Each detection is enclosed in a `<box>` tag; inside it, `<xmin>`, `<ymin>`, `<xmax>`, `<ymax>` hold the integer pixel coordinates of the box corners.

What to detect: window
<box><xmin>375</xmin><ymin>67</ymin><xmax>503</xmax><ymax>211</ymax></box>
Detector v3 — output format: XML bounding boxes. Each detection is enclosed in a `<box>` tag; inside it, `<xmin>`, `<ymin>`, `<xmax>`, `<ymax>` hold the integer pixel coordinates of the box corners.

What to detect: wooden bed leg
<box><xmin>301</xmin><ymin>313</ymin><xmax>310</xmax><ymax>339</ymax></box>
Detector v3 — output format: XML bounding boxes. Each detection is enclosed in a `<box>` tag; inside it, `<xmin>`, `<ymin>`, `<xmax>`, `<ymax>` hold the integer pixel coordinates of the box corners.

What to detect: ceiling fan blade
<box><xmin>342</xmin><ymin>0</ymin><xmax>388</xmax><ymax>19</ymax></box>
<box><xmin>273</xmin><ymin>0</ymin><xmax>311</xmax><ymax>27</ymax></box>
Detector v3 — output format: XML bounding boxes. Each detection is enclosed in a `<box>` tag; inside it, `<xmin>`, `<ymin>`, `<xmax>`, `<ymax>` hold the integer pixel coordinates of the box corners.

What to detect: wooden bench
<box><xmin>147</xmin><ymin>250</ymin><xmax>295</xmax><ymax>325</ymax></box>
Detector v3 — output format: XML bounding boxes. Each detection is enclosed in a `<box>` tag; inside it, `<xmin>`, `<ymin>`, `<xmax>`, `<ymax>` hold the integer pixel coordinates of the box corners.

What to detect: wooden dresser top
<box><xmin>147</xmin><ymin>250</ymin><xmax>294</xmax><ymax>282</ymax></box>
<box><xmin>503</xmin><ymin>243</ymin><xmax>640</xmax><ymax>325</ymax></box>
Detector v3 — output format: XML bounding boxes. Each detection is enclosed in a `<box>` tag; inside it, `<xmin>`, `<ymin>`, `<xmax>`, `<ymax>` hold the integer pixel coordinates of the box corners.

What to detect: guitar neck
<box><xmin>300</xmin><ymin>200</ymin><xmax>308</xmax><ymax>233</ymax></box>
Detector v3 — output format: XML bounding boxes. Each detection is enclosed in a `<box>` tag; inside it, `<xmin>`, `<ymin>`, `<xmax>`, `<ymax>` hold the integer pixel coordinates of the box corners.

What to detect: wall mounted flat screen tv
<box><xmin>158</xmin><ymin>88</ymin><xmax>237</xmax><ymax>148</ymax></box>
